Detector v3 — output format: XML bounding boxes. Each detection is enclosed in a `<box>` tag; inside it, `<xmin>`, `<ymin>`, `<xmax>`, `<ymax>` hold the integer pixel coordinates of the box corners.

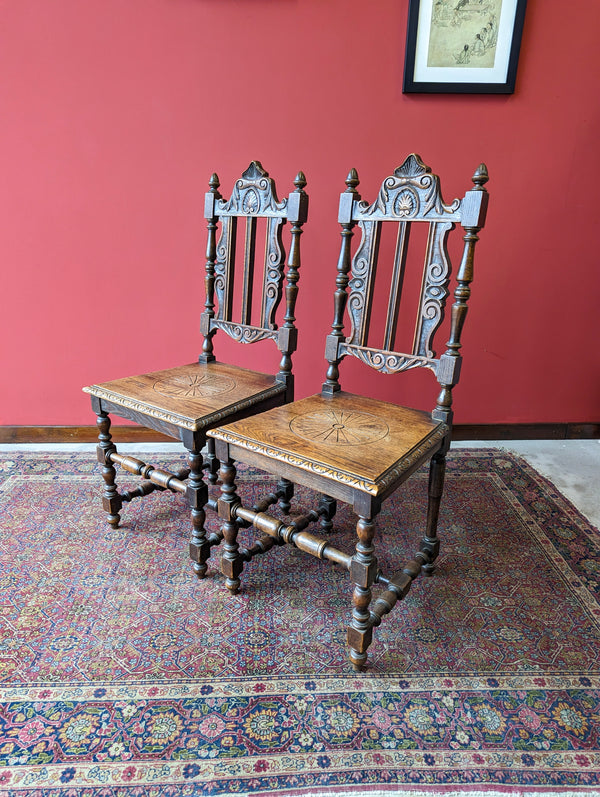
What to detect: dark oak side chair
<box><xmin>207</xmin><ymin>154</ymin><xmax>489</xmax><ymax>670</ymax></box>
<box><xmin>83</xmin><ymin>162</ymin><xmax>308</xmax><ymax>577</ymax></box>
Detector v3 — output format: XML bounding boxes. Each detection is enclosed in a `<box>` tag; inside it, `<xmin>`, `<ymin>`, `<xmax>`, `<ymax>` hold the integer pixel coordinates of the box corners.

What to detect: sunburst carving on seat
<box><xmin>153</xmin><ymin>373</ymin><xmax>236</xmax><ymax>399</ymax></box>
<box><xmin>290</xmin><ymin>409</ymin><xmax>389</xmax><ymax>446</ymax></box>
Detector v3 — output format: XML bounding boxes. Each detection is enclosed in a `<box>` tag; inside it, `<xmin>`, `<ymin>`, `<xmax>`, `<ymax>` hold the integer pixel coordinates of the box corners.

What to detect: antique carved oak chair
<box><xmin>207</xmin><ymin>155</ymin><xmax>489</xmax><ymax>670</ymax></box>
<box><xmin>83</xmin><ymin>162</ymin><xmax>308</xmax><ymax>577</ymax></box>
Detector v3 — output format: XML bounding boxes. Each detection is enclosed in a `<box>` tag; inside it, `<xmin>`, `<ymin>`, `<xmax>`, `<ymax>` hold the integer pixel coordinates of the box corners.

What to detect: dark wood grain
<box><xmin>208</xmin><ymin>155</ymin><xmax>490</xmax><ymax>671</ymax></box>
<box><xmin>81</xmin><ymin>163</ymin><xmax>308</xmax><ymax>579</ymax></box>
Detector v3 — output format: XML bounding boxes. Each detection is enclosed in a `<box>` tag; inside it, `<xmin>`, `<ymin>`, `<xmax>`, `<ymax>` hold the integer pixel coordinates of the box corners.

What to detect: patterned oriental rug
<box><xmin>0</xmin><ymin>449</ymin><xmax>599</xmax><ymax>797</ymax></box>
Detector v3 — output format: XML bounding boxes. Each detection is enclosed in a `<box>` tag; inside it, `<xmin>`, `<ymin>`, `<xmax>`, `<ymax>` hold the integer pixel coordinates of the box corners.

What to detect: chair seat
<box><xmin>83</xmin><ymin>362</ymin><xmax>288</xmax><ymax>432</ymax></box>
<box><xmin>209</xmin><ymin>392</ymin><xmax>448</xmax><ymax>496</ymax></box>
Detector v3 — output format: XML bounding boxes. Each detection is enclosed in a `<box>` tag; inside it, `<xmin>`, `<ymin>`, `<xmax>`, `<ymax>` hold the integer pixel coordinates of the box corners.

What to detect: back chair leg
<box><xmin>347</xmin><ymin>513</ymin><xmax>378</xmax><ymax>671</ymax></box>
<box><xmin>277</xmin><ymin>477</ymin><xmax>294</xmax><ymax>514</ymax></box>
<box><xmin>420</xmin><ymin>451</ymin><xmax>446</xmax><ymax>574</ymax></box>
<box><xmin>219</xmin><ymin>458</ymin><xmax>243</xmax><ymax>594</ymax></box>
<box><xmin>318</xmin><ymin>494</ymin><xmax>337</xmax><ymax>532</ymax></box>
<box><xmin>96</xmin><ymin>412</ymin><xmax>122</xmax><ymax>529</ymax></box>
<box><xmin>187</xmin><ymin>449</ymin><xmax>210</xmax><ymax>579</ymax></box>
<box><xmin>205</xmin><ymin>438</ymin><xmax>219</xmax><ymax>485</ymax></box>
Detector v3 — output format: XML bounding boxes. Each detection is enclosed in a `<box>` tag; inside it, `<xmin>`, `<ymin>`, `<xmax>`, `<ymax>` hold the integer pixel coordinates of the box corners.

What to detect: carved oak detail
<box><xmin>153</xmin><ymin>373</ymin><xmax>236</xmax><ymax>398</ymax></box>
<box><xmin>360</xmin><ymin>154</ymin><xmax>461</xmax><ymax>222</ymax></box>
<box><xmin>85</xmin><ymin>376</ymin><xmax>287</xmax><ymax>432</ymax></box>
<box><xmin>210</xmin><ymin>320</ymin><xmax>278</xmax><ymax>345</ymax></box>
<box><xmin>339</xmin><ymin>343</ymin><xmax>437</xmax><ymax>375</ymax></box>
<box><xmin>219</xmin><ymin>161</ymin><xmax>289</xmax><ymax>218</ymax></box>
<box><xmin>290</xmin><ymin>409</ymin><xmax>389</xmax><ymax>446</ymax></box>
<box><xmin>207</xmin><ymin>155</ymin><xmax>489</xmax><ymax>671</ymax></box>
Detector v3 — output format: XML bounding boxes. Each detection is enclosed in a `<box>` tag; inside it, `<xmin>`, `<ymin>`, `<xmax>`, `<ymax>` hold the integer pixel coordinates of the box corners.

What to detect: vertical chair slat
<box><xmin>215</xmin><ymin>216</ymin><xmax>237</xmax><ymax>322</ymax></box>
<box><xmin>413</xmin><ymin>221</ymin><xmax>453</xmax><ymax>358</ymax></box>
<box><xmin>241</xmin><ymin>216</ymin><xmax>257</xmax><ymax>326</ymax></box>
<box><xmin>347</xmin><ymin>219</ymin><xmax>381</xmax><ymax>347</ymax></box>
<box><xmin>383</xmin><ymin>221</ymin><xmax>411</xmax><ymax>351</ymax></box>
<box><xmin>261</xmin><ymin>217</ymin><xmax>286</xmax><ymax>329</ymax></box>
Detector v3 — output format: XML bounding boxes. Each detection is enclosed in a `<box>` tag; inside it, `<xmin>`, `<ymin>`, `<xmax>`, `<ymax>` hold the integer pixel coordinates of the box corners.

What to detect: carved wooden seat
<box><xmin>83</xmin><ymin>162</ymin><xmax>308</xmax><ymax>577</ymax></box>
<box><xmin>207</xmin><ymin>155</ymin><xmax>489</xmax><ymax>670</ymax></box>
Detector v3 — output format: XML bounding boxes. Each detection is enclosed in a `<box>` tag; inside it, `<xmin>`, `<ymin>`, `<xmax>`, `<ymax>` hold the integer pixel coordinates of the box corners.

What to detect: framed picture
<box><xmin>403</xmin><ymin>0</ymin><xmax>527</xmax><ymax>94</ymax></box>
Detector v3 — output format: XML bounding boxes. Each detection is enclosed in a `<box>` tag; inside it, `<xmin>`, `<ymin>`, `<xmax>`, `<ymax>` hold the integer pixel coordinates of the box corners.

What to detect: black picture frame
<box><xmin>403</xmin><ymin>0</ymin><xmax>527</xmax><ymax>94</ymax></box>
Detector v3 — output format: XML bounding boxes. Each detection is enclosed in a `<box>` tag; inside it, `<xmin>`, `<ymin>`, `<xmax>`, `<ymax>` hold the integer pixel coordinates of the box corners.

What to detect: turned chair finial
<box><xmin>294</xmin><ymin>171</ymin><xmax>307</xmax><ymax>191</ymax></box>
<box><xmin>471</xmin><ymin>163</ymin><xmax>489</xmax><ymax>189</ymax></box>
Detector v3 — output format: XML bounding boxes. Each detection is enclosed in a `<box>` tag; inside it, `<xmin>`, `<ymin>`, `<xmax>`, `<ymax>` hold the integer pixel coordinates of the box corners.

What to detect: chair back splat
<box><xmin>200</xmin><ymin>162</ymin><xmax>308</xmax><ymax>401</ymax></box>
<box><xmin>324</xmin><ymin>154</ymin><xmax>488</xmax><ymax>430</ymax></box>
<box><xmin>82</xmin><ymin>161</ymin><xmax>308</xmax><ymax>580</ymax></box>
<box><xmin>204</xmin><ymin>154</ymin><xmax>489</xmax><ymax>670</ymax></box>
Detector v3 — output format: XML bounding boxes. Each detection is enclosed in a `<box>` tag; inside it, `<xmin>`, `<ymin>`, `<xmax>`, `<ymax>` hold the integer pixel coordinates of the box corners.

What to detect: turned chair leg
<box><xmin>96</xmin><ymin>412</ymin><xmax>122</xmax><ymax>529</ymax></box>
<box><xmin>205</xmin><ymin>438</ymin><xmax>219</xmax><ymax>485</ymax></box>
<box><xmin>187</xmin><ymin>449</ymin><xmax>210</xmax><ymax>579</ymax></box>
<box><xmin>420</xmin><ymin>452</ymin><xmax>446</xmax><ymax>574</ymax></box>
<box><xmin>218</xmin><ymin>458</ymin><xmax>243</xmax><ymax>594</ymax></box>
<box><xmin>347</xmin><ymin>513</ymin><xmax>378</xmax><ymax>671</ymax></box>
<box><xmin>318</xmin><ymin>494</ymin><xmax>337</xmax><ymax>532</ymax></box>
<box><xmin>277</xmin><ymin>477</ymin><xmax>294</xmax><ymax>514</ymax></box>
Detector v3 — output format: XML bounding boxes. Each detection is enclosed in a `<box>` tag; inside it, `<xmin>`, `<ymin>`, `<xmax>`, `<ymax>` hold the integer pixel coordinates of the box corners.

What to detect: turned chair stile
<box><xmin>83</xmin><ymin>162</ymin><xmax>308</xmax><ymax>576</ymax></box>
<box><xmin>207</xmin><ymin>154</ymin><xmax>489</xmax><ymax>670</ymax></box>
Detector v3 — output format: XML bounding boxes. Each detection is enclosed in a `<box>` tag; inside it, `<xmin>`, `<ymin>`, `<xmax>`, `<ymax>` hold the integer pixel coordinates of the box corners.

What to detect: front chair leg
<box><xmin>218</xmin><ymin>458</ymin><xmax>243</xmax><ymax>594</ymax></box>
<box><xmin>187</xmin><ymin>449</ymin><xmax>210</xmax><ymax>579</ymax></box>
<box><xmin>96</xmin><ymin>412</ymin><xmax>122</xmax><ymax>529</ymax></box>
<box><xmin>347</xmin><ymin>514</ymin><xmax>378</xmax><ymax>671</ymax></box>
<box><xmin>420</xmin><ymin>452</ymin><xmax>446</xmax><ymax>574</ymax></box>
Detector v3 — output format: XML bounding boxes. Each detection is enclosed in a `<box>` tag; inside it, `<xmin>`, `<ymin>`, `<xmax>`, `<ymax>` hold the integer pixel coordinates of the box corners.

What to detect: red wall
<box><xmin>1</xmin><ymin>0</ymin><xmax>599</xmax><ymax>426</ymax></box>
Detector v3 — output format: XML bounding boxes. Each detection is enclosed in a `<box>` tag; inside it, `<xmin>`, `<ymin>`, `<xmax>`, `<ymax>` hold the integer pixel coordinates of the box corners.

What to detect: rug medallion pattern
<box><xmin>0</xmin><ymin>450</ymin><xmax>598</xmax><ymax>795</ymax></box>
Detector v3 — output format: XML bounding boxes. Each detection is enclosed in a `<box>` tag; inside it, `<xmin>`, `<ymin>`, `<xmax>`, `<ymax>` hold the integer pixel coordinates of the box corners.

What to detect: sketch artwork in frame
<box><xmin>403</xmin><ymin>0</ymin><xmax>527</xmax><ymax>93</ymax></box>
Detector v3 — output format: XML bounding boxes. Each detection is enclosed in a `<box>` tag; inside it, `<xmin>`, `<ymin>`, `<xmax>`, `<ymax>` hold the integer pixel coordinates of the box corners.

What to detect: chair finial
<box><xmin>209</xmin><ymin>173</ymin><xmax>220</xmax><ymax>191</ymax></box>
<box><xmin>471</xmin><ymin>163</ymin><xmax>489</xmax><ymax>190</ymax></box>
<box><xmin>294</xmin><ymin>171</ymin><xmax>307</xmax><ymax>191</ymax></box>
<box><xmin>345</xmin><ymin>168</ymin><xmax>360</xmax><ymax>193</ymax></box>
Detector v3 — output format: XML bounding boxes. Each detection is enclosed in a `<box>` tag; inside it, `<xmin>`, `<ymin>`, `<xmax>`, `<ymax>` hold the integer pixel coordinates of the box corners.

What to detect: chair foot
<box><xmin>107</xmin><ymin>514</ymin><xmax>121</xmax><ymax>530</ymax></box>
<box><xmin>349</xmin><ymin>650</ymin><xmax>368</xmax><ymax>671</ymax></box>
<box><xmin>225</xmin><ymin>577</ymin><xmax>240</xmax><ymax>595</ymax></box>
<box><xmin>191</xmin><ymin>561</ymin><xmax>208</xmax><ymax>580</ymax></box>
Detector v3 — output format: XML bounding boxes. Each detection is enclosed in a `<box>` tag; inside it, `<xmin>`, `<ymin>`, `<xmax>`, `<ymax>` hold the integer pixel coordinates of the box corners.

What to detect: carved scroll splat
<box><xmin>358</xmin><ymin>154</ymin><xmax>461</xmax><ymax>223</ymax></box>
<box><xmin>346</xmin><ymin>219</ymin><xmax>381</xmax><ymax>348</ymax></box>
<box><xmin>261</xmin><ymin>216</ymin><xmax>286</xmax><ymax>329</ymax></box>
<box><xmin>413</xmin><ymin>220</ymin><xmax>455</xmax><ymax>359</ymax></box>
<box><xmin>218</xmin><ymin>161</ymin><xmax>289</xmax><ymax>218</ymax></box>
<box><xmin>214</xmin><ymin>215</ymin><xmax>237</xmax><ymax>323</ymax></box>
<box><xmin>339</xmin><ymin>342</ymin><xmax>437</xmax><ymax>375</ymax></box>
<box><xmin>210</xmin><ymin>320</ymin><xmax>278</xmax><ymax>345</ymax></box>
